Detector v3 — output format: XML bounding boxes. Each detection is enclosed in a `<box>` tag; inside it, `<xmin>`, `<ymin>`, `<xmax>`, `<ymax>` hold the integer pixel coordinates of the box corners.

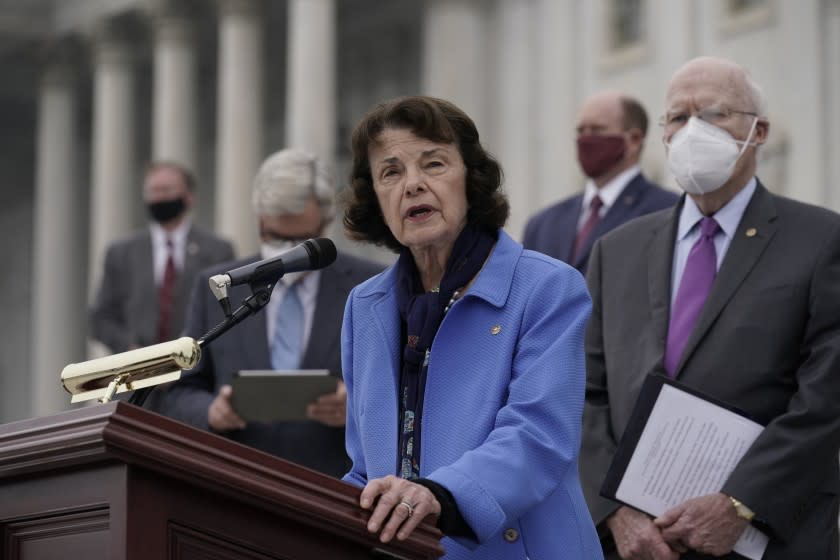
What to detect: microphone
<box><xmin>208</xmin><ymin>238</ymin><xmax>337</xmax><ymax>312</ymax></box>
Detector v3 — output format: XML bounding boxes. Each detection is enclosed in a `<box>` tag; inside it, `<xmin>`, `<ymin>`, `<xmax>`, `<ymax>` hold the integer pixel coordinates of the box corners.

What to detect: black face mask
<box><xmin>147</xmin><ymin>198</ymin><xmax>186</xmax><ymax>223</ymax></box>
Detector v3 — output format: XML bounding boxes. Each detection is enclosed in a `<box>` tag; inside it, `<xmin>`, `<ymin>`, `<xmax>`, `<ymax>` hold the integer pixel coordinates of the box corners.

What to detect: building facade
<box><xmin>0</xmin><ymin>0</ymin><xmax>838</xmax><ymax>422</ymax></box>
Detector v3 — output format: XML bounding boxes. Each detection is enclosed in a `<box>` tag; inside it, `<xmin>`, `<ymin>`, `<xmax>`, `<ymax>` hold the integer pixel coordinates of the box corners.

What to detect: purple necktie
<box><xmin>572</xmin><ymin>195</ymin><xmax>603</xmax><ymax>263</ymax></box>
<box><xmin>664</xmin><ymin>217</ymin><xmax>721</xmax><ymax>376</ymax></box>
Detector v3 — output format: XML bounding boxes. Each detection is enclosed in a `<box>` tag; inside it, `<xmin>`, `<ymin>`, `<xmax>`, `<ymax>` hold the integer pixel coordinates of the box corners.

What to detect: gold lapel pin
<box><xmin>491</xmin><ymin>325</ymin><xmax>502</xmax><ymax>335</ymax></box>
<box><xmin>745</xmin><ymin>228</ymin><xmax>757</xmax><ymax>238</ymax></box>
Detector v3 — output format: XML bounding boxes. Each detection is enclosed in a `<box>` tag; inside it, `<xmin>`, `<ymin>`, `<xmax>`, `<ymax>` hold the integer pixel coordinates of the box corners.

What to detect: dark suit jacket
<box><xmin>89</xmin><ymin>225</ymin><xmax>235</xmax><ymax>353</ymax></box>
<box><xmin>581</xmin><ymin>182</ymin><xmax>840</xmax><ymax>559</ymax></box>
<box><xmin>522</xmin><ymin>173</ymin><xmax>678</xmax><ymax>273</ymax></box>
<box><xmin>149</xmin><ymin>252</ymin><xmax>385</xmax><ymax>477</ymax></box>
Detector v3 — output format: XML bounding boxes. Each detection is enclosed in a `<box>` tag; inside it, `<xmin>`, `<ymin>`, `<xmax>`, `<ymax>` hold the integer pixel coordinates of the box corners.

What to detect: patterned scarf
<box><xmin>394</xmin><ymin>224</ymin><xmax>497</xmax><ymax>477</ymax></box>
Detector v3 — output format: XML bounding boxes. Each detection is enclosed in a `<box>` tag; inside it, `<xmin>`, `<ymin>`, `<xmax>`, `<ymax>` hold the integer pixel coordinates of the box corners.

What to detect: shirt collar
<box><xmin>583</xmin><ymin>164</ymin><xmax>641</xmax><ymax>210</ymax></box>
<box><xmin>677</xmin><ymin>176</ymin><xmax>757</xmax><ymax>241</ymax></box>
<box><xmin>149</xmin><ymin>219</ymin><xmax>191</xmax><ymax>246</ymax></box>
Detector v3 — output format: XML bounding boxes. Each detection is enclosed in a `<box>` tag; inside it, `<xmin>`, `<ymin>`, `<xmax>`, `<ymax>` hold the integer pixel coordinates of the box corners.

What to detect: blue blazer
<box><xmin>341</xmin><ymin>231</ymin><xmax>602</xmax><ymax>560</ymax></box>
<box><xmin>522</xmin><ymin>173</ymin><xmax>678</xmax><ymax>273</ymax></box>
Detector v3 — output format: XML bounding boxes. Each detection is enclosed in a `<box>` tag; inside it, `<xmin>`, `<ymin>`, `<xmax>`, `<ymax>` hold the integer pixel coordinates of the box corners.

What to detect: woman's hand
<box><xmin>360</xmin><ymin>475</ymin><xmax>442</xmax><ymax>543</ymax></box>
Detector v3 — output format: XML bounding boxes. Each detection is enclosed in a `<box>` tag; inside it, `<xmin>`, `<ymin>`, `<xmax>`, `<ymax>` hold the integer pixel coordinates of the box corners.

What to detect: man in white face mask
<box><xmin>580</xmin><ymin>57</ymin><xmax>840</xmax><ymax>560</ymax></box>
<box><xmin>149</xmin><ymin>149</ymin><xmax>384</xmax><ymax>477</ymax></box>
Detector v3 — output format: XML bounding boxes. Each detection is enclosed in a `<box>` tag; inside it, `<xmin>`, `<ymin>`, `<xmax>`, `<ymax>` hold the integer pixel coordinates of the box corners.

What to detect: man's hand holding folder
<box><xmin>600</xmin><ymin>375</ymin><xmax>768</xmax><ymax>560</ymax></box>
<box><xmin>654</xmin><ymin>492</ymin><xmax>750</xmax><ymax>556</ymax></box>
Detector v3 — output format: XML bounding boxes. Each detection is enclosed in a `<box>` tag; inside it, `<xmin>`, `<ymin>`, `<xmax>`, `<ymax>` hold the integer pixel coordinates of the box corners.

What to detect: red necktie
<box><xmin>572</xmin><ymin>195</ymin><xmax>603</xmax><ymax>263</ymax></box>
<box><xmin>158</xmin><ymin>239</ymin><xmax>177</xmax><ymax>342</ymax></box>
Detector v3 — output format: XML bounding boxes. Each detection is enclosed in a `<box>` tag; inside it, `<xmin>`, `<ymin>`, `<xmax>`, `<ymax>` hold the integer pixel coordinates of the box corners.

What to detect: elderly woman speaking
<box><xmin>341</xmin><ymin>96</ymin><xmax>602</xmax><ymax>560</ymax></box>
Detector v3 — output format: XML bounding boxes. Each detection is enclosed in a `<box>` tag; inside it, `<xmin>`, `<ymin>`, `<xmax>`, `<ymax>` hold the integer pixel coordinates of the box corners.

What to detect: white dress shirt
<box><xmin>578</xmin><ymin>164</ymin><xmax>642</xmax><ymax>231</ymax></box>
<box><xmin>149</xmin><ymin>220</ymin><xmax>191</xmax><ymax>285</ymax></box>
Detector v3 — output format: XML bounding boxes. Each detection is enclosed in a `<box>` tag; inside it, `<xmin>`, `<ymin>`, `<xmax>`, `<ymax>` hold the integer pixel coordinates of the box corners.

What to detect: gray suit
<box><xmin>149</xmin><ymin>252</ymin><xmax>385</xmax><ymax>477</ymax></box>
<box><xmin>89</xmin><ymin>225</ymin><xmax>235</xmax><ymax>353</ymax></box>
<box><xmin>582</xmin><ymin>182</ymin><xmax>840</xmax><ymax>559</ymax></box>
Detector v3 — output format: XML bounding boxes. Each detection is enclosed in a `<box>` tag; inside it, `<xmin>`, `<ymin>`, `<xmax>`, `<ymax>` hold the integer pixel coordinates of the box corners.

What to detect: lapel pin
<box><xmin>491</xmin><ymin>325</ymin><xmax>502</xmax><ymax>335</ymax></box>
<box><xmin>745</xmin><ymin>228</ymin><xmax>757</xmax><ymax>238</ymax></box>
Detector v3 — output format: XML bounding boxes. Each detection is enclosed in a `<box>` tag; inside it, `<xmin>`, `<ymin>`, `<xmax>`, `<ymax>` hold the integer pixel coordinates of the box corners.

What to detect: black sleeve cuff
<box><xmin>414</xmin><ymin>478</ymin><xmax>477</xmax><ymax>540</ymax></box>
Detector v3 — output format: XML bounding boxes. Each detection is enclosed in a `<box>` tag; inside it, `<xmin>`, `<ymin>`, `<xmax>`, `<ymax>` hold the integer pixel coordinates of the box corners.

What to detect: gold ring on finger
<box><xmin>399</xmin><ymin>500</ymin><xmax>415</xmax><ymax>518</ymax></box>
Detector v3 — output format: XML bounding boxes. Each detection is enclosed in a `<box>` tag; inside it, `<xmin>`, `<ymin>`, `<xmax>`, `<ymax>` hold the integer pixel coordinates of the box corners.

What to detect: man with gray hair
<box><xmin>150</xmin><ymin>149</ymin><xmax>384</xmax><ymax>477</ymax></box>
<box><xmin>580</xmin><ymin>56</ymin><xmax>840</xmax><ymax>558</ymax></box>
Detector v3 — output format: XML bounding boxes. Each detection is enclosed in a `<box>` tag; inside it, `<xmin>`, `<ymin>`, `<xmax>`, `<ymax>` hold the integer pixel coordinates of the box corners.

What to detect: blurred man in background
<box><xmin>523</xmin><ymin>91</ymin><xmax>677</xmax><ymax>273</ymax></box>
<box><xmin>89</xmin><ymin>161</ymin><xmax>234</xmax><ymax>353</ymax></box>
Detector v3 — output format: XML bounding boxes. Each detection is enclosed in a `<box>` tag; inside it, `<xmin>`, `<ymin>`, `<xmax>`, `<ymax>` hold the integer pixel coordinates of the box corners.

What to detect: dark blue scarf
<box><xmin>394</xmin><ymin>225</ymin><xmax>497</xmax><ymax>478</ymax></box>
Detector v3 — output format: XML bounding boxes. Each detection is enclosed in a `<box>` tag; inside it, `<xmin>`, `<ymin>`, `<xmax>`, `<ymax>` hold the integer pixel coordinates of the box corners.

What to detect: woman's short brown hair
<box><xmin>343</xmin><ymin>95</ymin><xmax>509</xmax><ymax>252</ymax></box>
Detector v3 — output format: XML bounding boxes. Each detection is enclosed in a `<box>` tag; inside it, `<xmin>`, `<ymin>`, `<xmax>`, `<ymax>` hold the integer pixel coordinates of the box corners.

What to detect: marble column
<box><xmin>285</xmin><ymin>0</ymin><xmax>336</xmax><ymax>164</ymax></box>
<box><xmin>31</xmin><ymin>44</ymin><xmax>87</xmax><ymax>416</ymax></box>
<box><xmin>421</xmin><ymin>0</ymin><xmax>488</xmax><ymax>132</ymax></box>
<box><xmin>89</xmin><ymin>19</ymin><xmax>137</xmax><ymax>294</ymax></box>
<box><xmin>215</xmin><ymin>0</ymin><xmax>263</xmax><ymax>256</ymax></box>
<box><xmin>151</xmin><ymin>2</ymin><xmax>198</xmax><ymax>171</ymax></box>
<box><xmin>492</xmin><ymin>1</ymin><xmax>535</xmax><ymax>241</ymax></box>
<box><xmin>823</xmin><ymin>0</ymin><xmax>840</xmax><ymax>212</ymax></box>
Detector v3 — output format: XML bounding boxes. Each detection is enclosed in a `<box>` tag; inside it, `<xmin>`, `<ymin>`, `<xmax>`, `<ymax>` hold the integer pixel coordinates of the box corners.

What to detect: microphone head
<box><xmin>304</xmin><ymin>238</ymin><xmax>337</xmax><ymax>269</ymax></box>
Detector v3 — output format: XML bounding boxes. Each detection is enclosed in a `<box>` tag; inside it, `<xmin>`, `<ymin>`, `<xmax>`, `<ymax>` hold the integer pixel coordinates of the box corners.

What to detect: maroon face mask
<box><xmin>576</xmin><ymin>135</ymin><xmax>626</xmax><ymax>178</ymax></box>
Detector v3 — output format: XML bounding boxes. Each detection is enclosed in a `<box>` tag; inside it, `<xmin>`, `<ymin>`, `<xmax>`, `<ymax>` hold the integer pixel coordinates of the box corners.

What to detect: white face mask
<box><xmin>666</xmin><ymin>115</ymin><xmax>758</xmax><ymax>195</ymax></box>
<box><xmin>260</xmin><ymin>240</ymin><xmax>309</xmax><ymax>286</ymax></box>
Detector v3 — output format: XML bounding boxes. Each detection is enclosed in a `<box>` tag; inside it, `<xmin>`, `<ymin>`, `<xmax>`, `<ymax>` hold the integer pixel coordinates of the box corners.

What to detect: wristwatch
<box><xmin>728</xmin><ymin>496</ymin><xmax>755</xmax><ymax>522</ymax></box>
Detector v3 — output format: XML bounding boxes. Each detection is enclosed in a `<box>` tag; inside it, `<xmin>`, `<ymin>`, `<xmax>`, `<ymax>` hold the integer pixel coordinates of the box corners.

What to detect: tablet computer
<box><xmin>231</xmin><ymin>369</ymin><xmax>337</xmax><ymax>423</ymax></box>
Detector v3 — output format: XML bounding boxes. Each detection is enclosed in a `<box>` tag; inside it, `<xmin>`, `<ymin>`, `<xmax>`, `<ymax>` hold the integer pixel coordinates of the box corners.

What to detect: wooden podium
<box><xmin>0</xmin><ymin>402</ymin><xmax>444</xmax><ymax>560</ymax></box>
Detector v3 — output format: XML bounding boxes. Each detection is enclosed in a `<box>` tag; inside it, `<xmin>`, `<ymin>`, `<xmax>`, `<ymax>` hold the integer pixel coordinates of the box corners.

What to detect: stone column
<box><xmin>824</xmin><ymin>0</ymin><xmax>840</xmax><ymax>211</ymax></box>
<box><xmin>534</xmin><ymin>0</ymin><xmax>580</xmax><ymax>207</ymax></box>
<box><xmin>285</xmin><ymin>0</ymin><xmax>336</xmax><ymax>164</ymax></box>
<box><xmin>215</xmin><ymin>0</ymin><xmax>263</xmax><ymax>256</ymax></box>
<box><xmin>421</xmin><ymin>0</ymin><xmax>488</xmax><ymax>132</ymax></box>
<box><xmin>31</xmin><ymin>43</ymin><xmax>87</xmax><ymax>416</ymax></box>
<box><xmin>89</xmin><ymin>19</ymin><xmax>138</xmax><ymax>293</ymax></box>
<box><xmin>151</xmin><ymin>1</ymin><xmax>198</xmax><ymax>171</ymax></box>
<box><xmin>492</xmin><ymin>1</ymin><xmax>535</xmax><ymax>241</ymax></box>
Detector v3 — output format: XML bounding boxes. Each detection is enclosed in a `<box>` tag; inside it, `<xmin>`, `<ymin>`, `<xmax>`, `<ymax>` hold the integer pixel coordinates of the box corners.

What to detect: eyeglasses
<box><xmin>658</xmin><ymin>107</ymin><xmax>758</xmax><ymax>132</ymax></box>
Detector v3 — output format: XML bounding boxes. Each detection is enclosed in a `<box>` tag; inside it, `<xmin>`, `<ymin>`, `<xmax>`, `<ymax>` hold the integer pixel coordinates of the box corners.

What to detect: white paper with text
<box><xmin>615</xmin><ymin>385</ymin><xmax>768</xmax><ymax>559</ymax></box>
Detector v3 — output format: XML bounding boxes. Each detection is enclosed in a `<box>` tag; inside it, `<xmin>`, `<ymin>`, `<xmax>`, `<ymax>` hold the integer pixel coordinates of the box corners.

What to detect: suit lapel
<box><xmin>594</xmin><ymin>175</ymin><xmax>647</xmax><ymax>238</ymax></box>
<box><xmin>171</xmin><ymin>226</ymin><xmax>200</xmax><ymax>337</ymax></box>
<box><xmin>572</xmin><ymin>174</ymin><xmax>647</xmax><ymax>268</ymax></box>
<box><xmin>300</xmin><ymin>265</ymin><xmax>344</xmax><ymax>370</ymax></box>
<box><xmin>648</xmin><ymin>203</ymin><xmax>681</xmax><ymax>373</ymax></box>
<box><xmin>231</xmin><ymin>282</ymin><xmax>271</xmax><ymax>369</ymax></box>
<box><xmin>563</xmin><ymin>196</ymin><xmax>585</xmax><ymax>262</ymax></box>
<box><xmin>138</xmin><ymin>233</ymin><xmax>158</xmax><ymax>343</ymax></box>
<box><xmin>674</xmin><ymin>184</ymin><xmax>778</xmax><ymax>375</ymax></box>
<box><xmin>179</xmin><ymin>227</ymin><xmax>200</xmax><ymax>300</ymax></box>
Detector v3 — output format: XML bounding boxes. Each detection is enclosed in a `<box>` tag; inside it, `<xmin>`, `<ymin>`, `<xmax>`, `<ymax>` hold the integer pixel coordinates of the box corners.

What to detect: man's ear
<box><xmin>626</xmin><ymin>127</ymin><xmax>645</xmax><ymax>156</ymax></box>
<box><xmin>753</xmin><ymin>119</ymin><xmax>770</xmax><ymax>146</ymax></box>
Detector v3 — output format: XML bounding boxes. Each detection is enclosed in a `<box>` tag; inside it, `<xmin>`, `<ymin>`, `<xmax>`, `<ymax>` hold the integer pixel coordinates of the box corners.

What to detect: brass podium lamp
<box><xmin>61</xmin><ymin>337</ymin><xmax>201</xmax><ymax>403</ymax></box>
